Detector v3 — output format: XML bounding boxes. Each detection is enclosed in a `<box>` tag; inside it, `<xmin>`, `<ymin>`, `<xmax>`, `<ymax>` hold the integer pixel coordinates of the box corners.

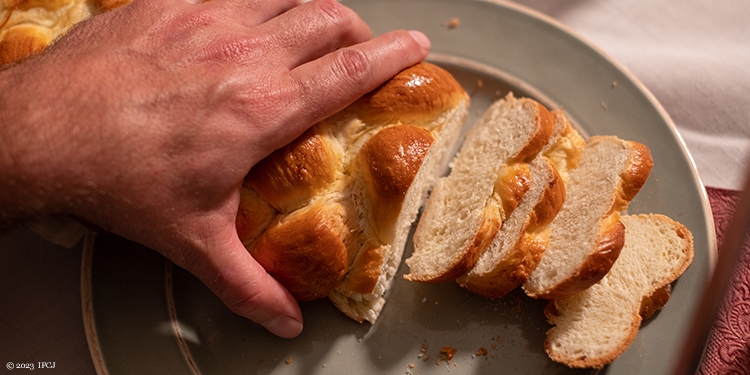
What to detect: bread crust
<box><xmin>251</xmin><ymin>202</ymin><xmax>351</xmax><ymax>302</ymax></box>
<box><xmin>0</xmin><ymin>0</ymin><xmax>131</xmax><ymax>65</ymax></box>
<box><xmin>405</xmin><ymin>95</ymin><xmax>554</xmax><ymax>283</ymax></box>
<box><xmin>514</xmin><ymin>102</ymin><xmax>555</xmax><ymax>161</ymax></box>
<box><xmin>458</xmin><ymin>159</ymin><xmax>565</xmax><ymax>298</ymax></box>
<box><xmin>0</xmin><ymin>24</ymin><xmax>50</xmax><ymax>64</ymax></box>
<box><xmin>246</xmin><ymin>124</ymin><xmax>341</xmax><ymax>213</ymax></box>
<box><xmin>524</xmin><ymin>136</ymin><xmax>653</xmax><ymax>299</ymax></box>
<box><xmin>614</xmin><ymin>141</ymin><xmax>653</xmax><ymax>211</ymax></box>
<box><xmin>235</xmin><ymin>185</ymin><xmax>278</xmax><ymax>248</ymax></box>
<box><xmin>358</xmin><ymin>124</ymin><xmax>435</xmax><ymax>241</ymax></box>
<box><xmin>533</xmin><ymin>213</ymin><xmax>625</xmax><ymax>300</ymax></box>
<box><xmin>544</xmin><ymin>214</ymin><xmax>694</xmax><ymax>369</ymax></box>
<box><xmin>234</xmin><ymin>62</ymin><xmax>469</xmax><ymax>322</ymax></box>
<box><xmin>350</xmin><ymin>62</ymin><xmax>466</xmax><ymax>127</ymax></box>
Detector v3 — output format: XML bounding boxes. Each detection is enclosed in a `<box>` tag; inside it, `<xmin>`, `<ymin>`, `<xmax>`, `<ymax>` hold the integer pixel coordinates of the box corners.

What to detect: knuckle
<box><xmin>224</xmin><ymin>283</ymin><xmax>266</xmax><ymax>317</ymax></box>
<box><xmin>310</xmin><ymin>0</ymin><xmax>359</xmax><ymax>34</ymax></box>
<box><xmin>333</xmin><ymin>48</ymin><xmax>371</xmax><ymax>86</ymax></box>
<box><xmin>199</xmin><ymin>34</ymin><xmax>268</xmax><ymax>64</ymax></box>
<box><xmin>312</xmin><ymin>0</ymin><xmax>347</xmax><ymax>24</ymax></box>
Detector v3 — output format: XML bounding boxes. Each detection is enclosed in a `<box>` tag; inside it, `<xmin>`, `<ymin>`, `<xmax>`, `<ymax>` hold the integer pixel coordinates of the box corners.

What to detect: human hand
<box><xmin>0</xmin><ymin>0</ymin><xmax>430</xmax><ymax>338</ymax></box>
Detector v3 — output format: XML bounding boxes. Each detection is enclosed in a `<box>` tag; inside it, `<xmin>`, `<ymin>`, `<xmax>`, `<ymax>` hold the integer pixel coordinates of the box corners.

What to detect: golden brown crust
<box><xmin>544</xmin><ymin>214</ymin><xmax>694</xmax><ymax>369</ymax></box>
<box><xmin>535</xmin><ymin>213</ymin><xmax>625</xmax><ymax>300</ymax></box>
<box><xmin>407</xmin><ymin>200</ymin><xmax>502</xmax><ymax>283</ymax></box>
<box><xmin>639</xmin><ymin>284</ymin><xmax>671</xmax><ymax>320</ymax></box>
<box><xmin>351</xmin><ymin>62</ymin><xmax>467</xmax><ymax>126</ymax></box>
<box><xmin>251</xmin><ymin>202</ymin><xmax>351</xmax><ymax>302</ymax></box>
<box><xmin>334</xmin><ymin>243</ymin><xmax>385</xmax><ymax>296</ymax></box>
<box><xmin>358</xmin><ymin>124</ymin><xmax>435</xmax><ymax>241</ymax></box>
<box><xmin>614</xmin><ymin>141</ymin><xmax>653</xmax><ymax>211</ymax></box>
<box><xmin>246</xmin><ymin>124</ymin><xmax>341</xmax><ymax>213</ymax></box>
<box><xmin>638</xmin><ymin>214</ymin><xmax>694</xmax><ymax>319</ymax></box>
<box><xmin>0</xmin><ymin>24</ymin><xmax>50</xmax><ymax>64</ymax></box>
<box><xmin>544</xmin><ymin>303</ymin><xmax>640</xmax><ymax>369</ymax></box>
<box><xmin>460</xmin><ymin>229</ymin><xmax>548</xmax><ymax>298</ymax></box>
<box><xmin>235</xmin><ymin>186</ymin><xmax>278</xmax><ymax>248</ymax></box>
<box><xmin>527</xmin><ymin>164</ymin><xmax>565</xmax><ymax>230</ymax></box>
<box><xmin>513</xmin><ymin>101</ymin><xmax>555</xmax><ymax>161</ymax></box>
<box><xmin>459</xmin><ymin>162</ymin><xmax>563</xmax><ymax>298</ymax></box>
<box><xmin>0</xmin><ymin>0</ymin><xmax>133</xmax><ymax>65</ymax></box>
<box><xmin>234</xmin><ymin>62</ymin><xmax>466</xmax><ymax>313</ymax></box>
<box><xmin>494</xmin><ymin>163</ymin><xmax>531</xmax><ymax>220</ymax></box>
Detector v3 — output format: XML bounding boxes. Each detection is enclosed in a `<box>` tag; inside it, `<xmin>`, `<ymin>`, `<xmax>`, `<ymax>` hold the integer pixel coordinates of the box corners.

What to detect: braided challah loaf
<box><xmin>0</xmin><ymin>0</ymin><xmax>130</xmax><ymax>65</ymax></box>
<box><xmin>236</xmin><ymin>62</ymin><xmax>470</xmax><ymax>323</ymax></box>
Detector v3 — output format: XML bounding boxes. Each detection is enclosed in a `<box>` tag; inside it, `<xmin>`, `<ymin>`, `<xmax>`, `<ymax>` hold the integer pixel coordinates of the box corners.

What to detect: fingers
<box><xmin>258</xmin><ymin>0</ymin><xmax>372</xmax><ymax>69</ymax></box>
<box><xmin>185</xmin><ymin>227</ymin><xmax>304</xmax><ymax>338</ymax></box>
<box><xmin>287</xmin><ymin>29</ymin><xmax>431</xmax><ymax>126</ymax></box>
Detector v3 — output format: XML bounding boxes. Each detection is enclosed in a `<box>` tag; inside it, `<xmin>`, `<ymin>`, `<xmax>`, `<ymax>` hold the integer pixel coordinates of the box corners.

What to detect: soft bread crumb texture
<box><xmin>457</xmin><ymin>108</ymin><xmax>583</xmax><ymax>298</ymax></box>
<box><xmin>524</xmin><ymin>136</ymin><xmax>653</xmax><ymax>299</ymax></box>
<box><xmin>544</xmin><ymin>214</ymin><xmax>694</xmax><ymax>369</ymax></box>
<box><xmin>406</xmin><ymin>93</ymin><xmax>553</xmax><ymax>283</ymax></box>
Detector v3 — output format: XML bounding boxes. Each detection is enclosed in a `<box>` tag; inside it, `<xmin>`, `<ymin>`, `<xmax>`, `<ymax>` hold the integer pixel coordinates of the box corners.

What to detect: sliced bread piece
<box><xmin>457</xmin><ymin>110</ymin><xmax>585</xmax><ymax>298</ymax></box>
<box><xmin>544</xmin><ymin>214</ymin><xmax>694</xmax><ymax>369</ymax></box>
<box><xmin>523</xmin><ymin>136</ymin><xmax>653</xmax><ymax>299</ymax></box>
<box><xmin>457</xmin><ymin>156</ymin><xmax>564</xmax><ymax>297</ymax></box>
<box><xmin>404</xmin><ymin>93</ymin><xmax>554</xmax><ymax>283</ymax></box>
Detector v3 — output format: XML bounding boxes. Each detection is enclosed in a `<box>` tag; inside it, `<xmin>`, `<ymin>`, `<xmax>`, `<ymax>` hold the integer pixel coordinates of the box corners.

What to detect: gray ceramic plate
<box><xmin>81</xmin><ymin>0</ymin><xmax>716</xmax><ymax>374</ymax></box>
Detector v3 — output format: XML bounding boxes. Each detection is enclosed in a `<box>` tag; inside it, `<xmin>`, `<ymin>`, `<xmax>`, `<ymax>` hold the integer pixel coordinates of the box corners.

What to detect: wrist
<box><xmin>0</xmin><ymin>59</ymin><xmax>78</xmax><ymax>227</ymax></box>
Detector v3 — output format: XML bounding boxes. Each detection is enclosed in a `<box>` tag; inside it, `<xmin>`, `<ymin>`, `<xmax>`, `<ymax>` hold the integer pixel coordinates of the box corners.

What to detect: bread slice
<box><xmin>237</xmin><ymin>62</ymin><xmax>470</xmax><ymax>322</ymax></box>
<box><xmin>328</xmin><ymin>63</ymin><xmax>470</xmax><ymax>323</ymax></box>
<box><xmin>456</xmin><ymin>157</ymin><xmax>563</xmax><ymax>297</ymax></box>
<box><xmin>457</xmin><ymin>110</ymin><xmax>585</xmax><ymax>298</ymax></box>
<box><xmin>544</xmin><ymin>214</ymin><xmax>694</xmax><ymax>369</ymax></box>
<box><xmin>404</xmin><ymin>93</ymin><xmax>554</xmax><ymax>283</ymax></box>
<box><xmin>523</xmin><ymin>136</ymin><xmax>653</xmax><ymax>299</ymax></box>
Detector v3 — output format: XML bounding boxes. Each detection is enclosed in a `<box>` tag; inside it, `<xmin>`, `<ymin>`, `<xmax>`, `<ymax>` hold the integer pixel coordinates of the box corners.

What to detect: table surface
<box><xmin>2</xmin><ymin>0</ymin><xmax>749</xmax><ymax>374</ymax></box>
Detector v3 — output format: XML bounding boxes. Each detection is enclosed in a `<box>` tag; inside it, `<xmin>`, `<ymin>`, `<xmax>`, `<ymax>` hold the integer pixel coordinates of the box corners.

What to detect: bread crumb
<box><xmin>440</xmin><ymin>346</ymin><xmax>457</xmax><ymax>363</ymax></box>
<box><xmin>408</xmin><ymin>363</ymin><xmax>415</xmax><ymax>369</ymax></box>
<box><xmin>476</xmin><ymin>348</ymin><xmax>488</xmax><ymax>356</ymax></box>
<box><xmin>448</xmin><ymin>17</ymin><xmax>460</xmax><ymax>29</ymax></box>
<box><xmin>322</xmin><ymin>364</ymin><xmax>327</xmax><ymax>368</ymax></box>
<box><xmin>601</xmin><ymin>102</ymin><xmax>608</xmax><ymax>110</ymax></box>
<box><xmin>285</xmin><ymin>357</ymin><xmax>292</xmax><ymax>365</ymax></box>
<box><xmin>423</xmin><ymin>355</ymin><xmax>430</xmax><ymax>362</ymax></box>
<box><xmin>477</xmin><ymin>79</ymin><xmax>484</xmax><ymax>88</ymax></box>
<box><xmin>612</xmin><ymin>80</ymin><xmax>618</xmax><ymax>88</ymax></box>
<box><xmin>491</xmin><ymin>344</ymin><xmax>497</xmax><ymax>350</ymax></box>
<box><xmin>422</xmin><ymin>297</ymin><xmax>427</xmax><ymax>303</ymax></box>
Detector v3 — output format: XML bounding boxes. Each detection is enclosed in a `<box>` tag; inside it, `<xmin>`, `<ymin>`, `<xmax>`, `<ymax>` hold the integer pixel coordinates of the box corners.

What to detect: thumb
<box><xmin>185</xmin><ymin>230</ymin><xmax>304</xmax><ymax>338</ymax></box>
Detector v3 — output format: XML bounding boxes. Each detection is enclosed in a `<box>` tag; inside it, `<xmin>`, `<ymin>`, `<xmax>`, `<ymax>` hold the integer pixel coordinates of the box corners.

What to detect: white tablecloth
<box><xmin>515</xmin><ymin>0</ymin><xmax>750</xmax><ymax>190</ymax></box>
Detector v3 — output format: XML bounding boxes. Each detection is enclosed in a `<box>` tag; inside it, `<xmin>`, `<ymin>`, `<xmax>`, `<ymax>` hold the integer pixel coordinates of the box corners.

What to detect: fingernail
<box><xmin>261</xmin><ymin>315</ymin><xmax>303</xmax><ymax>339</ymax></box>
<box><xmin>408</xmin><ymin>30</ymin><xmax>431</xmax><ymax>51</ymax></box>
